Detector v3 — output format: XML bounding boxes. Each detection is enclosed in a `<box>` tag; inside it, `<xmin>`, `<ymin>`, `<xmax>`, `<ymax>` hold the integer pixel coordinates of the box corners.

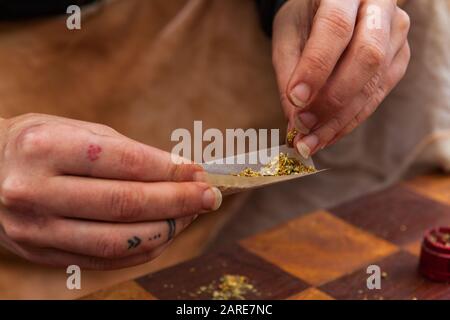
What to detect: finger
<box><xmin>291</xmin><ymin>0</ymin><xmax>400</xmax><ymax>139</ymax></box>
<box><xmin>13</xmin><ymin>240</ymin><xmax>170</xmax><ymax>270</ymax></box>
<box><xmin>292</xmin><ymin>111</ymin><xmax>319</xmax><ymax>136</ymax></box>
<box><xmin>0</xmin><ymin>224</ymin><xmax>172</xmax><ymax>270</ymax></box>
<box><xmin>294</xmin><ymin>0</ymin><xmax>397</xmax><ymax>156</ymax></box>
<box><xmin>298</xmin><ymin>0</ymin><xmax>394</xmax><ymax>116</ymax></box>
<box><xmin>327</xmin><ymin>9</ymin><xmax>410</xmax><ymax>145</ymax></box>
<box><xmin>329</xmin><ymin>41</ymin><xmax>410</xmax><ymax>145</ymax></box>
<box><xmin>387</xmin><ymin>7</ymin><xmax>410</xmax><ymax>62</ymax></box>
<box><xmin>14</xmin><ymin>122</ymin><xmax>202</xmax><ymax>182</ymax></box>
<box><xmin>287</xmin><ymin>0</ymin><xmax>359</xmax><ymax>109</ymax></box>
<box><xmin>286</xmin><ymin>111</ymin><xmax>319</xmax><ymax>147</ymax></box>
<box><xmin>5</xmin><ymin>213</ymin><xmax>195</xmax><ymax>259</ymax></box>
<box><xmin>68</xmin><ymin>121</ymin><xmax>124</xmax><ymax>138</ymax></box>
<box><xmin>20</xmin><ymin>176</ymin><xmax>222</xmax><ymax>222</ymax></box>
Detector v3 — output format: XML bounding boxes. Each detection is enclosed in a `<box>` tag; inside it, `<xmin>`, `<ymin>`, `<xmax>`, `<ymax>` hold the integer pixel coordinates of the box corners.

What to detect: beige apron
<box><xmin>0</xmin><ymin>0</ymin><xmax>448</xmax><ymax>299</ymax></box>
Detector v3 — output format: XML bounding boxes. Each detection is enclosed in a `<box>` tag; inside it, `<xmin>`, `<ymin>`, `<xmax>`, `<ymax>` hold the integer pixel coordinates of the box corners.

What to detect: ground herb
<box><xmin>194</xmin><ymin>275</ymin><xmax>258</xmax><ymax>300</ymax></box>
<box><xmin>235</xmin><ymin>153</ymin><xmax>316</xmax><ymax>177</ymax></box>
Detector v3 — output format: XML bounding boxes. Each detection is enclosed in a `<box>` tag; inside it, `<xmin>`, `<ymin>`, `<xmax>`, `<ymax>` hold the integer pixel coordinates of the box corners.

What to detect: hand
<box><xmin>0</xmin><ymin>114</ymin><xmax>222</xmax><ymax>269</ymax></box>
<box><xmin>273</xmin><ymin>0</ymin><xmax>411</xmax><ymax>157</ymax></box>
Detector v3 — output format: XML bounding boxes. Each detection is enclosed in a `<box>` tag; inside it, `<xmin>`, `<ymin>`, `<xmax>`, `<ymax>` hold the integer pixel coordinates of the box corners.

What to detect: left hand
<box><xmin>272</xmin><ymin>0</ymin><xmax>411</xmax><ymax>158</ymax></box>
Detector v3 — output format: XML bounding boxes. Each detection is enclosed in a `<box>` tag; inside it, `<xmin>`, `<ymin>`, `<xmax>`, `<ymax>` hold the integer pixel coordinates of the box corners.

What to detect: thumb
<box><xmin>272</xmin><ymin>2</ymin><xmax>312</xmax><ymax>121</ymax></box>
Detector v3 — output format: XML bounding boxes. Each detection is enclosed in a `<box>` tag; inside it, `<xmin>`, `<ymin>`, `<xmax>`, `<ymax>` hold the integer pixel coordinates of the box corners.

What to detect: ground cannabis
<box><xmin>286</xmin><ymin>128</ymin><xmax>298</xmax><ymax>148</ymax></box>
<box><xmin>194</xmin><ymin>275</ymin><xmax>258</xmax><ymax>300</ymax></box>
<box><xmin>235</xmin><ymin>153</ymin><xmax>316</xmax><ymax>177</ymax></box>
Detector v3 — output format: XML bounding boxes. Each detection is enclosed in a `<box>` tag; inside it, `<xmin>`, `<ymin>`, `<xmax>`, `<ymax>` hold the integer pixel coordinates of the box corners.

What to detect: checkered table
<box><xmin>85</xmin><ymin>174</ymin><xmax>450</xmax><ymax>300</ymax></box>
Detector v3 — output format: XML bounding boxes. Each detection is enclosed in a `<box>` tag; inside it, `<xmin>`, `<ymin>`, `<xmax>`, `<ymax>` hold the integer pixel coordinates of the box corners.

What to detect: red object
<box><xmin>419</xmin><ymin>227</ymin><xmax>450</xmax><ymax>282</ymax></box>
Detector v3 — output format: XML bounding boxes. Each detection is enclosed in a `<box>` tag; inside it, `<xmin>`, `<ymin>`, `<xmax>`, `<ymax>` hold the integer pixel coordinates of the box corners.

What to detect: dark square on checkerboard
<box><xmin>329</xmin><ymin>185</ymin><xmax>450</xmax><ymax>245</ymax></box>
<box><xmin>320</xmin><ymin>251</ymin><xmax>450</xmax><ymax>300</ymax></box>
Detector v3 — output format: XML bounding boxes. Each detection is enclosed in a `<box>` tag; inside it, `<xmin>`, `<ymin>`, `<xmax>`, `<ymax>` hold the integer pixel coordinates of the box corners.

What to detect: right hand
<box><xmin>0</xmin><ymin>114</ymin><xmax>222</xmax><ymax>270</ymax></box>
<box><xmin>273</xmin><ymin>0</ymin><xmax>410</xmax><ymax>157</ymax></box>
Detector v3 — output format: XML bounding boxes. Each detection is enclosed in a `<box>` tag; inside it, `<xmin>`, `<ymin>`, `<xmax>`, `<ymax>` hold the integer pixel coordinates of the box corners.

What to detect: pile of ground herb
<box><xmin>194</xmin><ymin>275</ymin><xmax>258</xmax><ymax>300</ymax></box>
<box><xmin>235</xmin><ymin>153</ymin><xmax>316</xmax><ymax>177</ymax></box>
<box><xmin>286</xmin><ymin>128</ymin><xmax>298</xmax><ymax>147</ymax></box>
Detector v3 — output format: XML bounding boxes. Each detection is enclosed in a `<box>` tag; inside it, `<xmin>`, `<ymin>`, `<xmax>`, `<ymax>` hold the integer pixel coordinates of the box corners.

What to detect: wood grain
<box><xmin>84</xmin><ymin>174</ymin><xmax>450</xmax><ymax>300</ymax></box>
<box><xmin>320</xmin><ymin>251</ymin><xmax>450</xmax><ymax>300</ymax></box>
<box><xmin>288</xmin><ymin>288</ymin><xmax>334</xmax><ymax>300</ymax></box>
<box><xmin>330</xmin><ymin>185</ymin><xmax>450</xmax><ymax>245</ymax></box>
<box><xmin>84</xmin><ymin>281</ymin><xmax>156</xmax><ymax>300</ymax></box>
<box><xmin>406</xmin><ymin>174</ymin><xmax>450</xmax><ymax>205</ymax></box>
<box><xmin>241</xmin><ymin>211</ymin><xmax>398</xmax><ymax>286</ymax></box>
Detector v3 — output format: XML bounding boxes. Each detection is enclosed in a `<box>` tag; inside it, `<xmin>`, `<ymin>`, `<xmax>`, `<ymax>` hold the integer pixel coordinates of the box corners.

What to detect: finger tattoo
<box><xmin>127</xmin><ymin>236</ymin><xmax>141</xmax><ymax>249</ymax></box>
<box><xmin>148</xmin><ymin>233</ymin><xmax>162</xmax><ymax>241</ymax></box>
<box><xmin>167</xmin><ymin>219</ymin><xmax>176</xmax><ymax>241</ymax></box>
<box><xmin>87</xmin><ymin>144</ymin><xmax>102</xmax><ymax>161</ymax></box>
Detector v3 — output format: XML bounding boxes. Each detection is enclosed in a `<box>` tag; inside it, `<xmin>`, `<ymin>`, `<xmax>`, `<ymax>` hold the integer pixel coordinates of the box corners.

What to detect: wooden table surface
<box><xmin>85</xmin><ymin>173</ymin><xmax>450</xmax><ymax>300</ymax></box>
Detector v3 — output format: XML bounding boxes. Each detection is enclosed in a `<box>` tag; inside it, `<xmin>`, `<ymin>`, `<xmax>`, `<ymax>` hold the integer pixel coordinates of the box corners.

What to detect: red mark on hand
<box><xmin>87</xmin><ymin>144</ymin><xmax>102</xmax><ymax>161</ymax></box>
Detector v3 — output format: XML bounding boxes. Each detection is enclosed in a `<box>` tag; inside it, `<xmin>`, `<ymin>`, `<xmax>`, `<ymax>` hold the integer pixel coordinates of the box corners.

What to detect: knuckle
<box><xmin>96</xmin><ymin>124</ymin><xmax>121</xmax><ymax>136</ymax></box>
<box><xmin>405</xmin><ymin>43</ymin><xmax>411</xmax><ymax>60</ymax></box>
<box><xmin>397</xmin><ymin>9</ymin><xmax>411</xmax><ymax>33</ymax></box>
<box><xmin>0</xmin><ymin>176</ymin><xmax>30</xmax><ymax>208</ymax></box>
<box><xmin>361</xmin><ymin>72</ymin><xmax>382</xmax><ymax>100</ymax></box>
<box><xmin>95</xmin><ymin>234</ymin><xmax>123</xmax><ymax>259</ymax></box>
<box><xmin>119</xmin><ymin>144</ymin><xmax>146</xmax><ymax>178</ymax></box>
<box><xmin>14</xmin><ymin>124</ymin><xmax>52</xmax><ymax>157</ymax></box>
<box><xmin>356</xmin><ymin>43</ymin><xmax>385</xmax><ymax>71</ymax></box>
<box><xmin>304</xmin><ymin>50</ymin><xmax>333</xmax><ymax>74</ymax></box>
<box><xmin>109</xmin><ymin>187</ymin><xmax>144</xmax><ymax>221</ymax></box>
<box><xmin>325</xmin><ymin>90</ymin><xmax>346</xmax><ymax>110</ymax></box>
<box><xmin>320</xmin><ymin>9</ymin><xmax>354</xmax><ymax>40</ymax></box>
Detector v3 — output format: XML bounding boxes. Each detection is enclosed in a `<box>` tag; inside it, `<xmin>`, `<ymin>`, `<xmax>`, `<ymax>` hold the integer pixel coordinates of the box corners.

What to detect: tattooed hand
<box><xmin>273</xmin><ymin>0</ymin><xmax>410</xmax><ymax>157</ymax></box>
<box><xmin>0</xmin><ymin>114</ymin><xmax>222</xmax><ymax>270</ymax></box>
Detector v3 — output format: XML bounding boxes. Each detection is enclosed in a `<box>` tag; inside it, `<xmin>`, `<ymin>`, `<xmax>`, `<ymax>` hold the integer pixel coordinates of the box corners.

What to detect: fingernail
<box><xmin>295</xmin><ymin>112</ymin><xmax>318</xmax><ymax>135</ymax></box>
<box><xmin>296</xmin><ymin>134</ymin><xmax>319</xmax><ymax>159</ymax></box>
<box><xmin>290</xmin><ymin>83</ymin><xmax>311</xmax><ymax>109</ymax></box>
<box><xmin>193</xmin><ymin>171</ymin><xmax>207</xmax><ymax>182</ymax></box>
<box><xmin>203</xmin><ymin>187</ymin><xmax>222</xmax><ymax>211</ymax></box>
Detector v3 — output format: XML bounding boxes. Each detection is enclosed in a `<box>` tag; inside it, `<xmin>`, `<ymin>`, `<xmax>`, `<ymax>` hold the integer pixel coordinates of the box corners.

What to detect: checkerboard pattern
<box><xmin>85</xmin><ymin>174</ymin><xmax>450</xmax><ymax>300</ymax></box>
